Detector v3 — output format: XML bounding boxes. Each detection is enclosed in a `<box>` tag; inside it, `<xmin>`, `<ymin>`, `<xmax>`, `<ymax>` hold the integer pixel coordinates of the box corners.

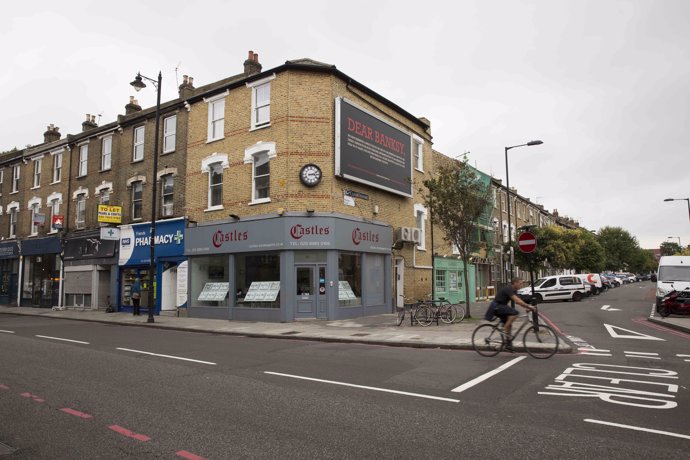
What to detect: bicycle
<box><xmin>396</xmin><ymin>297</ymin><xmax>432</xmax><ymax>327</ymax></box>
<box><xmin>424</xmin><ymin>297</ymin><xmax>466</xmax><ymax>324</ymax></box>
<box><xmin>471</xmin><ymin>305</ymin><xmax>559</xmax><ymax>359</ymax></box>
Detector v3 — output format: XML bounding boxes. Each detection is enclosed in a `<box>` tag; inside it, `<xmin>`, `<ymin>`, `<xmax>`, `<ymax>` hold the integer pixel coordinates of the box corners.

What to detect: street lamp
<box><xmin>667</xmin><ymin>236</ymin><xmax>682</xmax><ymax>247</ymax></box>
<box><xmin>505</xmin><ymin>140</ymin><xmax>543</xmax><ymax>280</ymax></box>
<box><xmin>663</xmin><ymin>197</ymin><xmax>690</xmax><ymax>223</ymax></box>
<box><xmin>130</xmin><ymin>71</ymin><xmax>162</xmax><ymax>324</ymax></box>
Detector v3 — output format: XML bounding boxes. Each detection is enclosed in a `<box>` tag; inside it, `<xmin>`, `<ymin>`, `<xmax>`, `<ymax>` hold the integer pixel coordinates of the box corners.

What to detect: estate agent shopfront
<box><xmin>0</xmin><ymin>241</ymin><xmax>20</xmax><ymax>306</ymax></box>
<box><xmin>185</xmin><ymin>214</ymin><xmax>392</xmax><ymax>322</ymax></box>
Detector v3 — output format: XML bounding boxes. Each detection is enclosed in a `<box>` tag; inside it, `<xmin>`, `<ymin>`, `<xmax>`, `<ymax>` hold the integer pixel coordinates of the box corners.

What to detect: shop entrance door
<box><xmin>295</xmin><ymin>264</ymin><xmax>327</xmax><ymax>319</ymax></box>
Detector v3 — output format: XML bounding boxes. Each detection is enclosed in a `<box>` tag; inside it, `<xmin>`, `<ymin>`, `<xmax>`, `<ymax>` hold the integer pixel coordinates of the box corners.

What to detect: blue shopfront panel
<box><xmin>119</xmin><ymin>218</ymin><xmax>185</xmax><ymax>266</ymax></box>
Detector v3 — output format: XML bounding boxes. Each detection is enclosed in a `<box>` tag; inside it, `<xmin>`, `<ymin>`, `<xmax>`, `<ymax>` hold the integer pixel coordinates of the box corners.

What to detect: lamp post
<box><xmin>663</xmin><ymin>197</ymin><xmax>690</xmax><ymax>223</ymax></box>
<box><xmin>130</xmin><ymin>71</ymin><xmax>162</xmax><ymax>324</ymax></box>
<box><xmin>505</xmin><ymin>140</ymin><xmax>543</xmax><ymax>280</ymax></box>
<box><xmin>667</xmin><ymin>236</ymin><xmax>682</xmax><ymax>247</ymax></box>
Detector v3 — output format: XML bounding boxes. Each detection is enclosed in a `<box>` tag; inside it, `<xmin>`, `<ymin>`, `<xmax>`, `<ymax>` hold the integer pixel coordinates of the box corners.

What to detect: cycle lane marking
<box><xmin>0</xmin><ymin>330</ymin><xmax>15</xmax><ymax>334</ymax></box>
<box><xmin>603</xmin><ymin>324</ymin><xmax>664</xmax><ymax>341</ymax></box>
<box><xmin>451</xmin><ymin>356</ymin><xmax>526</xmax><ymax>393</ymax></box>
<box><xmin>584</xmin><ymin>419</ymin><xmax>690</xmax><ymax>440</ymax></box>
<box><xmin>264</xmin><ymin>371</ymin><xmax>460</xmax><ymax>403</ymax></box>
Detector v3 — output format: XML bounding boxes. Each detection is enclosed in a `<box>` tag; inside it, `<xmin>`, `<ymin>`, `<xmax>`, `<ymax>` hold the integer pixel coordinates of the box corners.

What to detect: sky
<box><xmin>2</xmin><ymin>0</ymin><xmax>688</xmax><ymax>249</ymax></box>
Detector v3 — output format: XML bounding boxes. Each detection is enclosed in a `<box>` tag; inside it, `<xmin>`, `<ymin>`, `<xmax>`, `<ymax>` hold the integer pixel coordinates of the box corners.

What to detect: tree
<box><xmin>597</xmin><ymin>227</ymin><xmax>640</xmax><ymax>271</ymax></box>
<box><xmin>570</xmin><ymin>229</ymin><xmax>605</xmax><ymax>273</ymax></box>
<box><xmin>423</xmin><ymin>157</ymin><xmax>493</xmax><ymax>318</ymax></box>
<box><xmin>660</xmin><ymin>241</ymin><xmax>682</xmax><ymax>256</ymax></box>
<box><xmin>630</xmin><ymin>248</ymin><xmax>657</xmax><ymax>273</ymax></box>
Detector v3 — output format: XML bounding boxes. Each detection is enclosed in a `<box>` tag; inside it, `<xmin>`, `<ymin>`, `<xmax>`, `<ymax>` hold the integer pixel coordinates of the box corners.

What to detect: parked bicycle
<box><xmin>396</xmin><ymin>297</ymin><xmax>429</xmax><ymax>326</ymax></box>
<box><xmin>471</xmin><ymin>305</ymin><xmax>559</xmax><ymax>359</ymax></box>
<box><xmin>397</xmin><ymin>295</ymin><xmax>465</xmax><ymax>326</ymax></box>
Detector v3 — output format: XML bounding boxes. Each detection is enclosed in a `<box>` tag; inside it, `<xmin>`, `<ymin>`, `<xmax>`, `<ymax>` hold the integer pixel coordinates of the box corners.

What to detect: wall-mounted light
<box><xmin>229</xmin><ymin>214</ymin><xmax>240</xmax><ymax>221</ymax></box>
<box><xmin>306</xmin><ymin>209</ymin><xmax>315</xmax><ymax>215</ymax></box>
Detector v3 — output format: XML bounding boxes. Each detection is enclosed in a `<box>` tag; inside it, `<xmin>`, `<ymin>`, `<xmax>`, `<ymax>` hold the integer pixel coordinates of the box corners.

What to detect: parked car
<box><xmin>517</xmin><ymin>275</ymin><xmax>586</xmax><ymax>302</ymax></box>
<box><xmin>577</xmin><ymin>274</ymin><xmax>604</xmax><ymax>294</ymax></box>
<box><xmin>602</xmin><ymin>274</ymin><xmax>622</xmax><ymax>287</ymax></box>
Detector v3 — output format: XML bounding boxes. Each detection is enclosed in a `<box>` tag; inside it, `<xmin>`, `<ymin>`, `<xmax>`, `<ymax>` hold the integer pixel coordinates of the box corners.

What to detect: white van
<box><xmin>655</xmin><ymin>256</ymin><xmax>690</xmax><ymax>307</ymax></box>
<box><xmin>577</xmin><ymin>273</ymin><xmax>604</xmax><ymax>294</ymax></box>
<box><xmin>518</xmin><ymin>275</ymin><xmax>587</xmax><ymax>302</ymax></box>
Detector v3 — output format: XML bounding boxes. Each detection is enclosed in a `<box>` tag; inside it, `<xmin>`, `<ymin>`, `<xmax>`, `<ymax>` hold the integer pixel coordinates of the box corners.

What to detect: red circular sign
<box><xmin>518</xmin><ymin>231</ymin><xmax>537</xmax><ymax>253</ymax></box>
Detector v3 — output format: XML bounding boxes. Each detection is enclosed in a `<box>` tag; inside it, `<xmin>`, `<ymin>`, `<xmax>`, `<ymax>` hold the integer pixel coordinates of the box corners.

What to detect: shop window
<box><xmin>235</xmin><ymin>253</ymin><xmax>280</xmax><ymax>308</ymax></box>
<box><xmin>435</xmin><ymin>269</ymin><xmax>446</xmax><ymax>292</ymax></box>
<box><xmin>52</xmin><ymin>151</ymin><xmax>62</xmax><ymax>183</ymax></box>
<box><xmin>449</xmin><ymin>271</ymin><xmax>459</xmax><ymax>291</ymax></box>
<box><xmin>190</xmin><ymin>255</ymin><xmax>230</xmax><ymax>307</ymax></box>
<box><xmin>66</xmin><ymin>293</ymin><xmax>91</xmax><ymax>308</ymax></box>
<box><xmin>132</xmin><ymin>181</ymin><xmax>143</xmax><ymax>219</ymax></box>
<box><xmin>32</xmin><ymin>158</ymin><xmax>41</xmax><ymax>188</ymax></box>
<box><xmin>363</xmin><ymin>253</ymin><xmax>385</xmax><ymax>305</ymax></box>
<box><xmin>101</xmin><ymin>136</ymin><xmax>112</xmax><ymax>171</ymax></box>
<box><xmin>133</xmin><ymin>126</ymin><xmax>145</xmax><ymax>161</ymax></box>
<box><xmin>78</xmin><ymin>144</ymin><xmax>88</xmax><ymax>176</ymax></box>
<box><xmin>12</xmin><ymin>165</ymin><xmax>20</xmax><ymax>193</ymax></box>
<box><xmin>163</xmin><ymin>115</ymin><xmax>176</xmax><ymax>153</ymax></box>
<box><xmin>161</xmin><ymin>174</ymin><xmax>174</xmax><ymax>217</ymax></box>
<box><xmin>75</xmin><ymin>194</ymin><xmax>86</xmax><ymax>229</ymax></box>
<box><xmin>338</xmin><ymin>252</ymin><xmax>362</xmax><ymax>306</ymax></box>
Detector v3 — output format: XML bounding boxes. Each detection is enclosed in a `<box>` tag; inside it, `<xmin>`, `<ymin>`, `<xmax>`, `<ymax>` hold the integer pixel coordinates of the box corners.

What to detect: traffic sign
<box><xmin>518</xmin><ymin>231</ymin><xmax>537</xmax><ymax>253</ymax></box>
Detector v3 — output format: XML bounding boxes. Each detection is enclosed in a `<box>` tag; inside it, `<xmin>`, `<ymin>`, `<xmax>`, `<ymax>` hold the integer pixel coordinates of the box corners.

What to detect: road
<box><xmin>1</xmin><ymin>281</ymin><xmax>688</xmax><ymax>459</ymax></box>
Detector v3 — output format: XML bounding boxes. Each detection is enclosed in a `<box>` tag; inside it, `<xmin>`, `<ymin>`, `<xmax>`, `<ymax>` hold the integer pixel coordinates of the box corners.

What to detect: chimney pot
<box><xmin>253</xmin><ymin>52</ymin><xmax>259</xmax><ymax>62</ymax></box>
<box><xmin>91</xmin><ymin>115</ymin><xmax>96</xmax><ymax>123</ymax></box>
<box><xmin>248</xmin><ymin>50</ymin><xmax>254</xmax><ymax>59</ymax></box>
<box><xmin>86</xmin><ymin>114</ymin><xmax>91</xmax><ymax>121</ymax></box>
<box><xmin>130</xmin><ymin>96</ymin><xmax>135</xmax><ymax>103</ymax></box>
<box><xmin>188</xmin><ymin>76</ymin><xmax>194</xmax><ymax>85</ymax></box>
<box><xmin>183</xmin><ymin>75</ymin><xmax>188</xmax><ymax>84</ymax></box>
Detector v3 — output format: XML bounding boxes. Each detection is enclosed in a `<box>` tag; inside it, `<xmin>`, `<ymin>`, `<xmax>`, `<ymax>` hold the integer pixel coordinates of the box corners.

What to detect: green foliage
<box><xmin>597</xmin><ymin>226</ymin><xmax>640</xmax><ymax>271</ymax></box>
<box><xmin>660</xmin><ymin>241</ymin><xmax>682</xmax><ymax>256</ymax></box>
<box><xmin>513</xmin><ymin>226</ymin><xmax>604</xmax><ymax>273</ymax></box>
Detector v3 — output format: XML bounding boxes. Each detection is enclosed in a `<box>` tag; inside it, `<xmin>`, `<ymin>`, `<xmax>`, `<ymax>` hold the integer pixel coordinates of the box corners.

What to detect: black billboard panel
<box><xmin>335</xmin><ymin>98</ymin><xmax>412</xmax><ymax>197</ymax></box>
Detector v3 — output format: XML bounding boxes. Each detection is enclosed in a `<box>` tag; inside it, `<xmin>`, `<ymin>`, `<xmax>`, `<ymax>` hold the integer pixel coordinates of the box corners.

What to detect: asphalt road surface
<box><xmin>1</xmin><ymin>281</ymin><xmax>687</xmax><ymax>459</ymax></box>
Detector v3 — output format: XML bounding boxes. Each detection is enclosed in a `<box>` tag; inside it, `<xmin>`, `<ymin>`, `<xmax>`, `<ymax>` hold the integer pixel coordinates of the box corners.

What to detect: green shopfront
<box><xmin>433</xmin><ymin>257</ymin><xmax>476</xmax><ymax>305</ymax></box>
<box><xmin>184</xmin><ymin>214</ymin><xmax>392</xmax><ymax>322</ymax></box>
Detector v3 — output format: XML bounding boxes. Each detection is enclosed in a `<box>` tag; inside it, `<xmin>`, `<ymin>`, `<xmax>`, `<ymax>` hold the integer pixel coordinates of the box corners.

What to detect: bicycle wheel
<box><xmin>414</xmin><ymin>304</ymin><xmax>433</xmax><ymax>326</ymax></box>
<box><xmin>440</xmin><ymin>305</ymin><xmax>455</xmax><ymax>324</ymax></box>
<box><xmin>452</xmin><ymin>304</ymin><xmax>466</xmax><ymax>323</ymax></box>
<box><xmin>472</xmin><ymin>324</ymin><xmax>504</xmax><ymax>357</ymax></box>
<box><xmin>396</xmin><ymin>306</ymin><xmax>406</xmax><ymax>326</ymax></box>
<box><xmin>522</xmin><ymin>324</ymin><xmax>559</xmax><ymax>359</ymax></box>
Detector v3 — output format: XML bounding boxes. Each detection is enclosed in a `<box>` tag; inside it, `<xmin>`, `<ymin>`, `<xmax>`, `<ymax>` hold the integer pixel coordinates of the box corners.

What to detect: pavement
<box><xmin>2</xmin><ymin>304</ymin><xmax>687</xmax><ymax>352</ymax></box>
<box><xmin>647</xmin><ymin>314</ymin><xmax>690</xmax><ymax>335</ymax></box>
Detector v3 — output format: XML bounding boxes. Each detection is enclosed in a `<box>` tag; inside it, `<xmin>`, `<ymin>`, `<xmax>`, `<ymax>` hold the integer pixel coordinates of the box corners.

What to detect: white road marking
<box><xmin>264</xmin><ymin>371</ymin><xmax>460</xmax><ymax>403</ymax></box>
<box><xmin>604</xmin><ymin>324</ymin><xmax>664</xmax><ymax>341</ymax></box>
<box><xmin>116</xmin><ymin>348</ymin><xmax>217</xmax><ymax>365</ymax></box>
<box><xmin>35</xmin><ymin>335</ymin><xmax>89</xmax><ymax>345</ymax></box>
<box><xmin>584</xmin><ymin>419</ymin><xmax>690</xmax><ymax>440</ymax></box>
<box><xmin>0</xmin><ymin>330</ymin><xmax>15</xmax><ymax>334</ymax></box>
<box><xmin>601</xmin><ymin>305</ymin><xmax>621</xmax><ymax>311</ymax></box>
<box><xmin>678</xmin><ymin>354</ymin><xmax>690</xmax><ymax>362</ymax></box>
<box><xmin>649</xmin><ymin>303</ymin><xmax>656</xmax><ymax>318</ymax></box>
<box><xmin>624</xmin><ymin>351</ymin><xmax>659</xmax><ymax>356</ymax></box>
<box><xmin>452</xmin><ymin>356</ymin><xmax>526</xmax><ymax>393</ymax></box>
<box><xmin>578</xmin><ymin>347</ymin><xmax>612</xmax><ymax>356</ymax></box>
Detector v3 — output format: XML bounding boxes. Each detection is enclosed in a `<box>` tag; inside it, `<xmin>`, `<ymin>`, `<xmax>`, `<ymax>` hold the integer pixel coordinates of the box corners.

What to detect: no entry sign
<box><xmin>518</xmin><ymin>231</ymin><xmax>537</xmax><ymax>253</ymax></box>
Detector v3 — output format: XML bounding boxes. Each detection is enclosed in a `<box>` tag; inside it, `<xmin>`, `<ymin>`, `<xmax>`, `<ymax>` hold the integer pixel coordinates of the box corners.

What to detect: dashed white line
<box><xmin>584</xmin><ymin>419</ymin><xmax>690</xmax><ymax>440</ymax></box>
<box><xmin>578</xmin><ymin>348</ymin><xmax>612</xmax><ymax>357</ymax></box>
<box><xmin>677</xmin><ymin>354</ymin><xmax>690</xmax><ymax>362</ymax></box>
<box><xmin>0</xmin><ymin>330</ymin><xmax>15</xmax><ymax>334</ymax></box>
<box><xmin>452</xmin><ymin>356</ymin><xmax>527</xmax><ymax>393</ymax></box>
<box><xmin>116</xmin><ymin>348</ymin><xmax>217</xmax><ymax>365</ymax></box>
<box><xmin>265</xmin><ymin>371</ymin><xmax>460</xmax><ymax>402</ymax></box>
<box><xmin>35</xmin><ymin>335</ymin><xmax>89</xmax><ymax>345</ymax></box>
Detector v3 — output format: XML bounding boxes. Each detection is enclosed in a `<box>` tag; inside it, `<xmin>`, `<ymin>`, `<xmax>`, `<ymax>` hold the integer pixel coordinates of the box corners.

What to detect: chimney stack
<box><xmin>552</xmin><ymin>209</ymin><xmax>559</xmax><ymax>217</ymax></box>
<box><xmin>243</xmin><ymin>50</ymin><xmax>262</xmax><ymax>76</ymax></box>
<box><xmin>82</xmin><ymin>113</ymin><xmax>98</xmax><ymax>132</ymax></box>
<box><xmin>43</xmin><ymin>124</ymin><xmax>61</xmax><ymax>143</ymax></box>
<box><xmin>125</xmin><ymin>96</ymin><xmax>142</xmax><ymax>115</ymax></box>
<box><xmin>178</xmin><ymin>74</ymin><xmax>196</xmax><ymax>99</ymax></box>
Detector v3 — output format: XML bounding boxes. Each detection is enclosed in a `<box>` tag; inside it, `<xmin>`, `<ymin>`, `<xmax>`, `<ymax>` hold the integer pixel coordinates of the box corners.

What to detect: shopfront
<box><xmin>184</xmin><ymin>214</ymin><xmax>392</xmax><ymax>322</ymax></box>
<box><xmin>118</xmin><ymin>218</ymin><xmax>186</xmax><ymax>314</ymax></box>
<box><xmin>0</xmin><ymin>241</ymin><xmax>20</xmax><ymax>306</ymax></box>
<box><xmin>19</xmin><ymin>236</ymin><xmax>61</xmax><ymax>308</ymax></box>
<box><xmin>63</xmin><ymin>232</ymin><xmax>118</xmax><ymax>310</ymax></box>
<box><xmin>433</xmin><ymin>257</ymin><xmax>476</xmax><ymax>305</ymax></box>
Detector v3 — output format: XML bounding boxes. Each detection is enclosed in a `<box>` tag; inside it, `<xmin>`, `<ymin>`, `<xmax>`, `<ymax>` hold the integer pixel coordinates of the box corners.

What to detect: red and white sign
<box><xmin>518</xmin><ymin>231</ymin><xmax>537</xmax><ymax>253</ymax></box>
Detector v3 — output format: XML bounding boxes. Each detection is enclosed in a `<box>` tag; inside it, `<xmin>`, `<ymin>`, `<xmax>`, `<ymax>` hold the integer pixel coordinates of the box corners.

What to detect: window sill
<box><xmin>100</xmin><ymin>168</ymin><xmax>112</xmax><ymax>173</ymax></box>
<box><xmin>249</xmin><ymin>123</ymin><xmax>271</xmax><ymax>132</ymax></box>
<box><xmin>248</xmin><ymin>198</ymin><xmax>271</xmax><ymax>206</ymax></box>
<box><xmin>50</xmin><ymin>181</ymin><xmax>61</xmax><ymax>185</ymax></box>
<box><xmin>131</xmin><ymin>159</ymin><xmax>144</xmax><ymax>164</ymax></box>
<box><xmin>416</xmin><ymin>246</ymin><xmax>426</xmax><ymax>251</ymax></box>
<box><xmin>204</xmin><ymin>205</ymin><xmax>224</xmax><ymax>212</ymax></box>
<box><xmin>31</xmin><ymin>185</ymin><xmax>41</xmax><ymax>190</ymax></box>
<box><xmin>414</xmin><ymin>167</ymin><xmax>424</xmax><ymax>173</ymax></box>
<box><xmin>206</xmin><ymin>136</ymin><xmax>224</xmax><ymax>144</ymax></box>
<box><xmin>76</xmin><ymin>175</ymin><xmax>87</xmax><ymax>179</ymax></box>
<box><xmin>161</xmin><ymin>150</ymin><xmax>175</xmax><ymax>155</ymax></box>
<box><xmin>10</xmin><ymin>191</ymin><xmax>19</xmax><ymax>195</ymax></box>
<box><xmin>132</xmin><ymin>218</ymin><xmax>143</xmax><ymax>222</ymax></box>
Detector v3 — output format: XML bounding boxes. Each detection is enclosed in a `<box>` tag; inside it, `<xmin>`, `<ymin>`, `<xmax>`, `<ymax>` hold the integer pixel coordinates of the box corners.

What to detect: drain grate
<box><xmin>281</xmin><ymin>331</ymin><xmax>300</xmax><ymax>335</ymax></box>
<box><xmin>351</xmin><ymin>333</ymin><xmax>370</xmax><ymax>337</ymax></box>
<box><xmin>0</xmin><ymin>442</ymin><xmax>16</xmax><ymax>456</ymax></box>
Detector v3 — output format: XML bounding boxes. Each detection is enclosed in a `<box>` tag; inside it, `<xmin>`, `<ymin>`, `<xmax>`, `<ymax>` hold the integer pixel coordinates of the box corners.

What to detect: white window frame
<box><xmin>12</xmin><ymin>165</ymin><xmax>20</xmax><ymax>193</ymax></box>
<box><xmin>163</xmin><ymin>115</ymin><xmax>176</xmax><ymax>153</ymax></box>
<box><xmin>201</xmin><ymin>153</ymin><xmax>229</xmax><ymax>211</ymax></box>
<box><xmin>247</xmin><ymin>75</ymin><xmax>275</xmax><ymax>130</ymax></box>
<box><xmin>52</xmin><ymin>150</ymin><xmax>62</xmax><ymax>183</ymax></box>
<box><xmin>133</xmin><ymin>126</ymin><xmax>145</xmax><ymax>162</ymax></box>
<box><xmin>412</xmin><ymin>135</ymin><xmax>424</xmax><ymax>172</ymax></box>
<box><xmin>244</xmin><ymin>142</ymin><xmax>276</xmax><ymax>204</ymax></box>
<box><xmin>131</xmin><ymin>181</ymin><xmax>143</xmax><ymax>220</ymax></box>
<box><xmin>78</xmin><ymin>144</ymin><xmax>88</xmax><ymax>177</ymax></box>
<box><xmin>204</xmin><ymin>91</ymin><xmax>228</xmax><ymax>143</ymax></box>
<box><xmin>160</xmin><ymin>174</ymin><xmax>174</xmax><ymax>217</ymax></box>
<box><xmin>101</xmin><ymin>136</ymin><xmax>112</xmax><ymax>171</ymax></box>
<box><xmin>7</xmin><ymin>202</ymin><xmax>19</xmax><ymax>238</ymax></box>
<box><xmin>47</xmin><ymin>192</ymin><xmax>62</xmax><ymax>234</ymax></box>
<box><xmin>75</xmin><ymin>193</ymin><xmax>86</xmax><ymax>229</ymax></box>
<box><xmin>414</xmin><ymin>203</ymin><xmax>427</xmax><ymax>251</ymax></box>
<box><xmin>28</xmin><ymin>197</ymin><xmax>42</xmax><ymax>236</ymax></box>
<box><xmin>32</xmin><ymin>157</ymin><xmax>42</xmax><ymax>188</ymax></box>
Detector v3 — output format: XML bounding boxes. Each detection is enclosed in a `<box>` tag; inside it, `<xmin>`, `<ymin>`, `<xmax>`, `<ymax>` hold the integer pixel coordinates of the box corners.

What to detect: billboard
<box><xmin>335</xmin><ymin>98</ymin><xmax>412</xmax><ymax>197</ymax></box>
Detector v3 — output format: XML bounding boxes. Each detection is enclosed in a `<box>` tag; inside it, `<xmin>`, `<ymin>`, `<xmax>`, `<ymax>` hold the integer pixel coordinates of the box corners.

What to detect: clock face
<box><xmin>300</xmin><ymin>164</ymin><xmax>322</xmax><ymax>187</ymax></box>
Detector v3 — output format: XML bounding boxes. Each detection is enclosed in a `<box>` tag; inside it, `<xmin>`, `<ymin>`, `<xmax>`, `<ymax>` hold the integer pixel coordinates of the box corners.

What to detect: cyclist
<box><xmin>494</xmin><ymin>278</ymin><xmax>535</xmax><ymax>350</ymax></box>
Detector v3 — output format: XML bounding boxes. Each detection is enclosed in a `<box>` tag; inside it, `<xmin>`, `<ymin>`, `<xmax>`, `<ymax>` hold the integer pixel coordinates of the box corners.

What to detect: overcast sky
<box><xmin>2</xmin><ymin>0</ymin><xmax>688</xmax><ymax>249</ymax></box>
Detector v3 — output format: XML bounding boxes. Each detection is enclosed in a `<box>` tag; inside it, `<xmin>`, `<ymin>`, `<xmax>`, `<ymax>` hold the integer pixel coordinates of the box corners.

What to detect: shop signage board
<box><xmin>335</xmin><ymin>98</ymin><xmax>412</xmax><ymax>197</ymax></box>
<box><xmin>51</xmin><ymin>215</ymin><xmax>64</xmax><ymax>230</ymax></box>
<box><xmin>98</xmin><ymin>205</ymin><xmax>122</xmax><ymax>223</ymax></box>
<box><xmin>119</xmin><ymin>218</ymin><xmax>185</xmax><ymax>265</ymax></box>
<box><xmin>197</xmin><ymin>282</ymin><xmax>230</xmax><ymax>301</ymax></box>
<box><xmin>100</xmin><ymin>227</ymin><xmax>120</xmax><ymax>241</ymax></box>
<box><xmin>243</xmin><ymin>281</ymin><xmax>280</xmax><ymax>302</ymax></box>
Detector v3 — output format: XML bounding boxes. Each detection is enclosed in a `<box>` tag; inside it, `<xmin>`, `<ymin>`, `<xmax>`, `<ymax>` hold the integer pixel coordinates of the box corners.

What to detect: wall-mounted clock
<box><xmin>300</xmin><ymin>163</ymin><xmax>322</xmax><ymax>187</ymax></box>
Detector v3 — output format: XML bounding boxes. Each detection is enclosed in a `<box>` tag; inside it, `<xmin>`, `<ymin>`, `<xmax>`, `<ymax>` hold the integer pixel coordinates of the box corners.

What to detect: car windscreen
<box><xmin>658</xmin><ymin>266</ymin><xmax>690</xmax><ymax>282</ymax></box>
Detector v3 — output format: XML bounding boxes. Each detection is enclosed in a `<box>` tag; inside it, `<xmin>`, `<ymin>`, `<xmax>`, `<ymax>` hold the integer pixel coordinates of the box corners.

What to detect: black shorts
<box><xmin>494</xmin><ymin>304</ymin><xmax>518</xmax><ymax>318</ymax></box>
